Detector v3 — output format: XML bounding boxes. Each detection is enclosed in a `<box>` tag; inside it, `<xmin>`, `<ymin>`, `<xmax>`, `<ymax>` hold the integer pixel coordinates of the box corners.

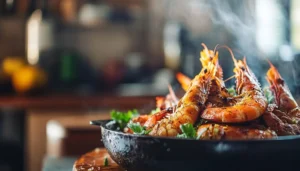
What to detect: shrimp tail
<box><xmin>176</xmin><ymin>72</ymin><xmax>192</xmax><ymax>91</ymax></box>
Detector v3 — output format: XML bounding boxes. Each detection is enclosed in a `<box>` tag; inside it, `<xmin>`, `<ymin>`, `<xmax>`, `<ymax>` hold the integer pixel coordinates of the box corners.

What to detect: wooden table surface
<box><xmin>73</xmin><ymin>148</ymin><xmax>124</xmax><ymax>171</ymax></box>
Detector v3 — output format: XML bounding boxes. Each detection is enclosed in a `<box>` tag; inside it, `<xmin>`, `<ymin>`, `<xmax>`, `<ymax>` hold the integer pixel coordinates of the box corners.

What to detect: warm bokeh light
<box><xmin>26</xmin><ymin>10</ymin><xmax>41</xmax><ymax>65</ymax></box>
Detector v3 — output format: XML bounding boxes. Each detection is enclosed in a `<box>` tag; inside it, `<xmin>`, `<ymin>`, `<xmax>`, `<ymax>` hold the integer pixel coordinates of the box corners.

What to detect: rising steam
<box><xmin>163</xmin><ymin>0</ymin><xmax>295</xmax><ymax>92</ymax></box>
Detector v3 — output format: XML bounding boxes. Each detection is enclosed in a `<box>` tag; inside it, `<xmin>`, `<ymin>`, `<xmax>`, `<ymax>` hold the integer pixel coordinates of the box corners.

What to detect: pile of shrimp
<box><xmin>125</xmin><ymin>44</ymin><xmax>300</xmax><ymax>140</ymax></box>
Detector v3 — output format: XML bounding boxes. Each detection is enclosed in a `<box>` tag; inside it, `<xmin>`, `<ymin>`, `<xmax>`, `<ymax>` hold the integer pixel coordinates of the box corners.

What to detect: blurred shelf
<box><xmin>58</xmin><ymin>22</ymin><xmax>138</xmax><ymax>32</ymax></box>
<box><xmin>0</xmin><ymin>94</ymin><xmax>157</xmax><ymax>110</ymax></box>
<box><xmin>102</xmin><ymin>0</ymin><xmax>145</xmax><ymax>7</ymax></box>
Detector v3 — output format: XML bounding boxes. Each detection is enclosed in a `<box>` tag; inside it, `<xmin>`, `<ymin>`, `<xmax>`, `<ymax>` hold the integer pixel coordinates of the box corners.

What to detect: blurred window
<box><xmin>256</xmin><ymin>0</ymin><xmax>285</xmax><ymax>57</ymax></box>
<box><xmin>291</xmin><ymin>0</ymin><xmax>300</xmax><ymax>51</ymax></box>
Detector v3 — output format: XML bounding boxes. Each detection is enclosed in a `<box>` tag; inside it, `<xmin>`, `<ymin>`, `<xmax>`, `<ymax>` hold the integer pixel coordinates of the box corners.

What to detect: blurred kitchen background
<box><xmin>0</xmin><ymin>0</ymin><xmax>300</xmax><ymax>171</ymax></box>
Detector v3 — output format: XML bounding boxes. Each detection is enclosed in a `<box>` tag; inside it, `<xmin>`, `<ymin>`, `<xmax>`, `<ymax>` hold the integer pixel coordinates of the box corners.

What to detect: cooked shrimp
<box><xmin>127</xmin><ymin>80</ymin><xmax>179</xmax><ymax>134</ymax></box>
<box><xmin>197</xmin><ymin>124</ymin><xmax>276</xmax><ymax>140</ymax></box>
<box><xmin>125</xmin><ymin>108</ymin><xmax>173</xmax><ymax>134</ymax></box>
<box><xmin>200</xmin><ymin>43</ymin><xmax>224</xmax><ymax>81</ymax></box>
<box><xmin>144</xmin><ymin>108</ymin><xmax>173</xmax><ymax>128</ymax></box>
<box><xmin>263</xmin><ymin>108</ymin><xmax>300</xmax><ymax>135</ymax></box>
<box><xmin>201</xmin><ymin>50</ymin><xmax>268</xmax><ymax>123</ymax></box>
<box><xmin>176</xmin><ymin>44</ymin><xmax>224</xmax><ymax>92</ymax></box>
<box><xmin>263</xmin><ymin>62</ymin><xmax>300</xmax><ymax>135</ymax></box>
<box><xmin>149</xmin><ymin>54</ymin><xmax>218</xmax><ymax>136</ymax></box>
<box><xmin>177</xmin><ymin>72</ymin><xmax>233</xmax><ymax>108</ymax></box>
<box><xmin>265</xmin><ymin>62</ymin><xmax>298</xmax><ymax>111</ymax></box>
<box><xmin>130</xmin><ymin>115</ymin><xmax>150</xmax><ymax>126</ymax></box>
<box><xmin>177</xmin><ymin>44</ymin><xmax>232</xmax><ymax>108</ymax></box>
<box><xmin>156</xmin><ymin>85</ymin><xmax>179</xmax><ymax>110</ymax></box>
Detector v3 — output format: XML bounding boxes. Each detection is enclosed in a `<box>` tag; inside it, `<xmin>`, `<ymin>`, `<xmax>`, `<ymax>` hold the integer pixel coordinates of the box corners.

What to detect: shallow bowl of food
<box><xmin>91</xmin><ymin>119</ymin><xmax>300</xmax><ymax>171</ymax></box>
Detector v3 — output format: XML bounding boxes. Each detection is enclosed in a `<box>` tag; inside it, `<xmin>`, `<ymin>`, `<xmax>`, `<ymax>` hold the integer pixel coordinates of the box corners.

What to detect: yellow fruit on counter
<box><xmin>2</xmin><ymin>57</ymin><xmax>26</xmax><ymax>76</ymax></box>
<box><xmin>12</xmin><ymin>65</ymin><xmax>47</xmax><ymax>94</ymax></box>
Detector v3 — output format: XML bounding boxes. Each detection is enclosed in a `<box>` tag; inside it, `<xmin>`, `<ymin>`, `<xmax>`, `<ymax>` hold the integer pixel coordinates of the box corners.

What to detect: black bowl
<box><xmin>91</xmin><ymin>120</ymin><xmax>300</xmax><ymax>171</ymax></box>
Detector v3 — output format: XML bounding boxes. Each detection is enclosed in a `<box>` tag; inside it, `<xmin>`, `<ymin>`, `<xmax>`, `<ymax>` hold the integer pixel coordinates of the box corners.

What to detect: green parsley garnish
<box><xmin>213</xmin><ymin>127</ymin><xmax>220</xmax><ymax>135</ymax></box>
<box><xmin>104</xmin><ymin>157</ymin><xmax>109</xmax><ymax>166</ymax></box>
<box><xmin>150</xmin><ymin>108</ymin><xmax>161</xmax><ymax>114</ymax></box>
<box><xmin>127</xmin><ymin>122</ymin><xmax>151</xmax><ymax>135</ymax></box>
<box><xmin>263</xmin><ymin>87</ymin><xmax>274</xmax><ymax>103</ymax></box>
<box><xmin>292</xmin><ymin>118</ymin><xmax>298</xmax><ymax>124</ymax></box>
<box><xmin>176</xmin><ymin>123</ymin><xmax>197</xmax><ymax>139</ymax></box>
<box><xmin>227</xmin><ymin>86</ymin><xmax>236</xmax><ymax>96</ymax></box>
<box><xmin>110</xmin><ymin>109</ymin><xmax>139</xmax><ymax>130</ymax></box>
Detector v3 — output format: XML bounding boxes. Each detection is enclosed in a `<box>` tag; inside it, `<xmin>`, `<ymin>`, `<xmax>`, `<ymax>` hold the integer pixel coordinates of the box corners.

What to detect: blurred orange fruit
<box><xmin>12</xmin><ymin>65</ymin><xmax>47</xmax><ymax>94</ymax></box>
<box><xmin>2</xmin><ymin>57</ymin><xmax>26</xmax><ymax>76</ymax></box>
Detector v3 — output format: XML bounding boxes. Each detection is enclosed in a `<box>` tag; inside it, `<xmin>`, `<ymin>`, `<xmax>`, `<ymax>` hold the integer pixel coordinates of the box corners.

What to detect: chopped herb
<box><xmin>110</xmin><ymin>109</ymin><xmax>139</xmax><ymax>130</ymax></box>
<box><xmin>150</xmin><ymin>108</ymin><xmax>161</xmax><ymax>114</ymax></box>
<box><xmin>144</xmin><ymin>129</ymin><xmax>152</xmax><ymax>135</ymax></box>
<box><xmin>176</xmin><ymin>123</ymin><xmax>197</xmax><ymax>139</ymax></box>
<box><xmin>104</xmin><ymin>157</ymin><xmax>109</xmax><ymax>166</ymax></box>
<box><xmin>263</xmin><ymin>87</ymin><xmax>274</xmax><ymax>103</ymax></box>
<box><xmin>292</xmin><ymin>118</ymin><xmax>298</xmax><ymax>124</ymax></box>
<box><xmin>227</xmin><ymin>86</ymin><xmax>236</xmax><ymax>96</ymax></box>
<box><xmin>213</xmin><ymin>127</ymin><xmax>220</xmax><ymax>135</ymax></box>
<box><xmin>127</xmin><ymin>122</ymin><xmax>151</xmax><ymax>135</ymax></box>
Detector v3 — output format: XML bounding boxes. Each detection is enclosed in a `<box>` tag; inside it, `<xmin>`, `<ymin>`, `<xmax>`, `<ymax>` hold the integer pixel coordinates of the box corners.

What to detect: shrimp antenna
<box><xmin>258</xmin><ymin>53</ymin><xmax>275</xmax><ymax>68</ymax></box>
<box><xmin>218</xmin><ymin>45</ymin><xmax>238</xmax><ymax>65</ymax></box>
<box><xmin>224</xmin><ymin>75</ymin><xmax>235</xmax><ymax>82</ymax></box>
<box><xmin>266</xmin><ymin>58</ymin><xmax>275</xmax><ymax>69</ymax></box>
<box><xmin>201</xmin><ymin>43</ymin><xmax>210</xmax><ymax>57</ymax></box>
<box><xmin>242</xmin><ymin>57</ymin><xmax>251</xmax><ymax>71</ymax></box>
<box><xmin>243</xmin><ymin>57</ymin><xmax>248</xmax><ymax>65</ymax></box>
<box><xmin>168</xmin><ymin>84</ymin><xmax>178</xmax><ymax>102</ymax></box>
<box><xmin>213</xmin><ymin>44</ymin><xmax>219</xmax><ymax>54</ymax></box>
